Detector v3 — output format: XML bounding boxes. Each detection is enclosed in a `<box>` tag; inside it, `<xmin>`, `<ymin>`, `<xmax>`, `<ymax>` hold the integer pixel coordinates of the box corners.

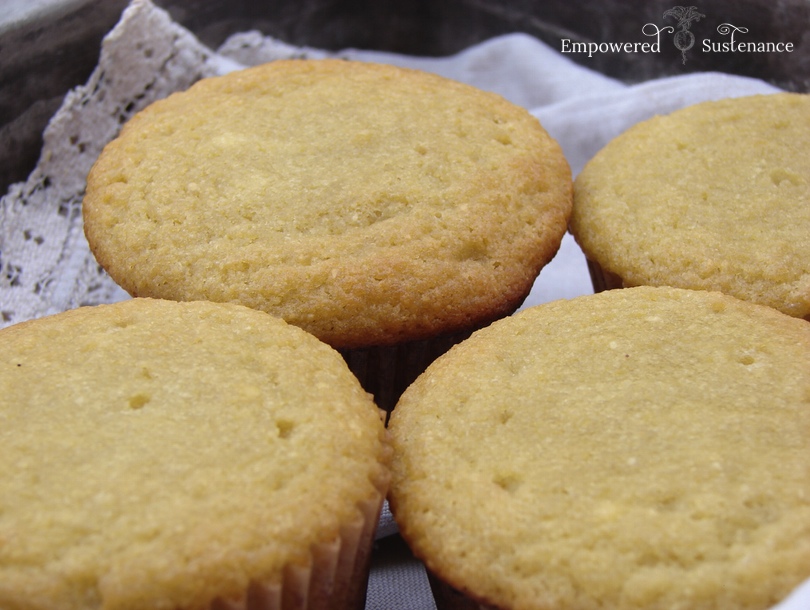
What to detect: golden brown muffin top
<box><xmin>0</xmin><ymin>298</ymin><xmax>388</xmax><ymax>610</ymax></box>
<box><xmin>83</xmin><ymin>59</ymin><xmax>572</xmax><ymax>348</ymax></box>
<box><xmin>571</xmin><ymin>93</ymin><xmax>810</xmax><ymax>319</ymax></box>
<box><xmin>389</xmin><ymin>286</ymin><xmax>810</xmax><ymax>610</ymax></box>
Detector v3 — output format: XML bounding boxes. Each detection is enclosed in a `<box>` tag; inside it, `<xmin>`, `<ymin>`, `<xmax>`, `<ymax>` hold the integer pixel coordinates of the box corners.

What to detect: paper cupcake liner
<box><xmin>210</xmin><ymin>447</ymin><xmax>391</xmax><ymax>610</ymax></box>
<box><xmin>585</xmin><ymin>258</ymin><xmax>625</xmax><ymax>293</ymax></box>
<box><xmin>340</xmin><ymin>330</ymin><xmax>476</xmax><ymax>414</ymax></box>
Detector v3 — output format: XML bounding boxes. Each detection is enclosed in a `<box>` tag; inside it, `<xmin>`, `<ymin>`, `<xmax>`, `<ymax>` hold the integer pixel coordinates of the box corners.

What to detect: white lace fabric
<box><xmin>1</xmin><ymin>1</ymin><xmax>218</xmax><ymax>324</ymax></box>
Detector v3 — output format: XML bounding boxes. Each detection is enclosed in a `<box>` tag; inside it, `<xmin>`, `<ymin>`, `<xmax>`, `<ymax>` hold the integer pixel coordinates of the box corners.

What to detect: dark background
<box><xmin>2</xmin><ymin>0</ymin><xmax>808</xmax><ymax>195</ymax></box>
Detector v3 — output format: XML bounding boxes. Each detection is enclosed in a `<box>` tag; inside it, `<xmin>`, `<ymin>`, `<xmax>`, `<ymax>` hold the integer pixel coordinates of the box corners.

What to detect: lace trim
<box><xmin>0</xmin><ymin>0</ymin><xmax>246</xmax><ymax>326</ymax></box>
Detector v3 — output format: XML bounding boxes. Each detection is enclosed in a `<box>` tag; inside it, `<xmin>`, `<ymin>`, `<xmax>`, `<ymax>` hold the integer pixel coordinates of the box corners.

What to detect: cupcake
<box><xmin>388</xmin><ymin>286</ymin><xmax>810</xmax><ymax>610</ymax></box>
<box><xmin>82</xmin><ymin>58</ymin><xmax>573</xmax><ymax>410</ymax></box>
<box><xmin>570</xmin><ymin>92</ymin><xmax>810</xmax><ymax>319</ymax></box>
<box><xmin>0</xmin><ymin>298</ymin><xmax>389</xmax><ymax>610</ymax></box>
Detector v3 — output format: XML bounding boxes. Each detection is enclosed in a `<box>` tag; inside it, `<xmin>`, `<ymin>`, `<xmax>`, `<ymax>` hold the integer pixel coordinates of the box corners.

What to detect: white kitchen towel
<box><xmin>0</xmin><ymin>0</ymin><xmax>782</xmax><ymax>327</ymax></box>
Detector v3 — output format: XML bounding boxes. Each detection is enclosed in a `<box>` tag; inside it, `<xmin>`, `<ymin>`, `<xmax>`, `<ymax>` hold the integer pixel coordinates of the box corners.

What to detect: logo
<box><xmin>703</xmin><ymin>23</ymin><xmax>795</xmax><ymax>54</ymax></box>
<box><xmin>559</xmin><ymin>7</ymin><xmax>795</xmax><ymax>64</ymax></box>
<box><xmin>663</xmin><ymin>6</ymin><xmax>705</xmax><ymax>64</ymax></box>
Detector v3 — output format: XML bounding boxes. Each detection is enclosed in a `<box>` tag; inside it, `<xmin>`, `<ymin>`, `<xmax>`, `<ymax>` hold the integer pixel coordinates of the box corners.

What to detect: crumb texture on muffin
<box><xmin>83</xmin><ymin>59</ymin><xmax>572</xmax><ymax>348</ymax></box>
<box><xmin>0</xmin><ymin>298</ymin><xmax>388</xmax><ymax>610</ymax></box>
<box><xmin>571</xmin><ymin>93</ymin><xmax>810</xmax><ymax>318</ymax></box>
<box><xmin>389</xmin><ymin>286</ymin><xmax>810</xmax><ymax>610</ymax></box>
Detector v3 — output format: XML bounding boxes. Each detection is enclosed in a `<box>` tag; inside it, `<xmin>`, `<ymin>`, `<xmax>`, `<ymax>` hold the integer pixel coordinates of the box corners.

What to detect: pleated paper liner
<box><xmin>210</xmin><ymin>455</ymin><xmax>390</xmax><ymax>610</ymax></box>
<box><xmin>340</xmin><ymin>330</ymin><xmax>476</xmax><ymax>415</ymax></box>
<box><xmin>585</xmin><ymin>258</ymin><xmax>624</xmax><ymax>293</ymax></box>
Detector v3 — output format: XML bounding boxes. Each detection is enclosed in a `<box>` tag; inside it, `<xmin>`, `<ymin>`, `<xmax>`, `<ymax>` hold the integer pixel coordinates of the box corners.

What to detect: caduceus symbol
<box><xmin>664</xmin><ymin>6</ymin><xmax>706</xmax><ymax>64</ymax></box>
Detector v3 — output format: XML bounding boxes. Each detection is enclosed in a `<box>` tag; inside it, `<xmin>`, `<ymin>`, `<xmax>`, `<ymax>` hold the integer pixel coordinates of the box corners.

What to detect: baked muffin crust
<box><xmin>389</xmin><ymin>287</ymin><xmax>810</xmax><ymax>610</ymax></box>
<box><xmin>83</xmin><ymin>59</ymin><xmax>572</xmax><ymax>348</ymax></box>
<box><xmin>571</xmin><ymin>93</ymin><xmax>810</xmax><ymax>318</ymax></box>
<box><xmin>0</xmin><ymin>298</ymin><xmax>388</xmax><ymax>610</ymax></box>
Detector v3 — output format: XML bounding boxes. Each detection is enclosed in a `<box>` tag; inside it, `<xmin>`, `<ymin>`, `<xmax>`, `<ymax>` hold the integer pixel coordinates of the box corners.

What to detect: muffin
<box><xmin>388</xmin><ymin>286</ymin><xmax>810</xmax><ymax>610</ymax></box>
<box><xmin>82</xmin><ymin>58</ymin><xmax>573</xmax><ymax>410</ymax></box>
<box><xmin>570</xmin><ymin>92</ymin><xmax>810</xmax><ymax>319</ymax></box>
<box><xmin>0</xmin><ymin>298</ymin><xmax>390</xmax><ymax>610</ymax></box>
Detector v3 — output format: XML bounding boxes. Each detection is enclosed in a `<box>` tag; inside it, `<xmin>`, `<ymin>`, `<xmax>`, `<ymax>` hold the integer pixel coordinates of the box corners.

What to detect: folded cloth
<box><xmin>0</xmin><ymin>0</ymin><xmax>780</xmax><ymax>328</ymax></box>
<box><xmin>0</xmin><ymin>1</ymin><xmax>801</xmax><ymax>609</ymax></box>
